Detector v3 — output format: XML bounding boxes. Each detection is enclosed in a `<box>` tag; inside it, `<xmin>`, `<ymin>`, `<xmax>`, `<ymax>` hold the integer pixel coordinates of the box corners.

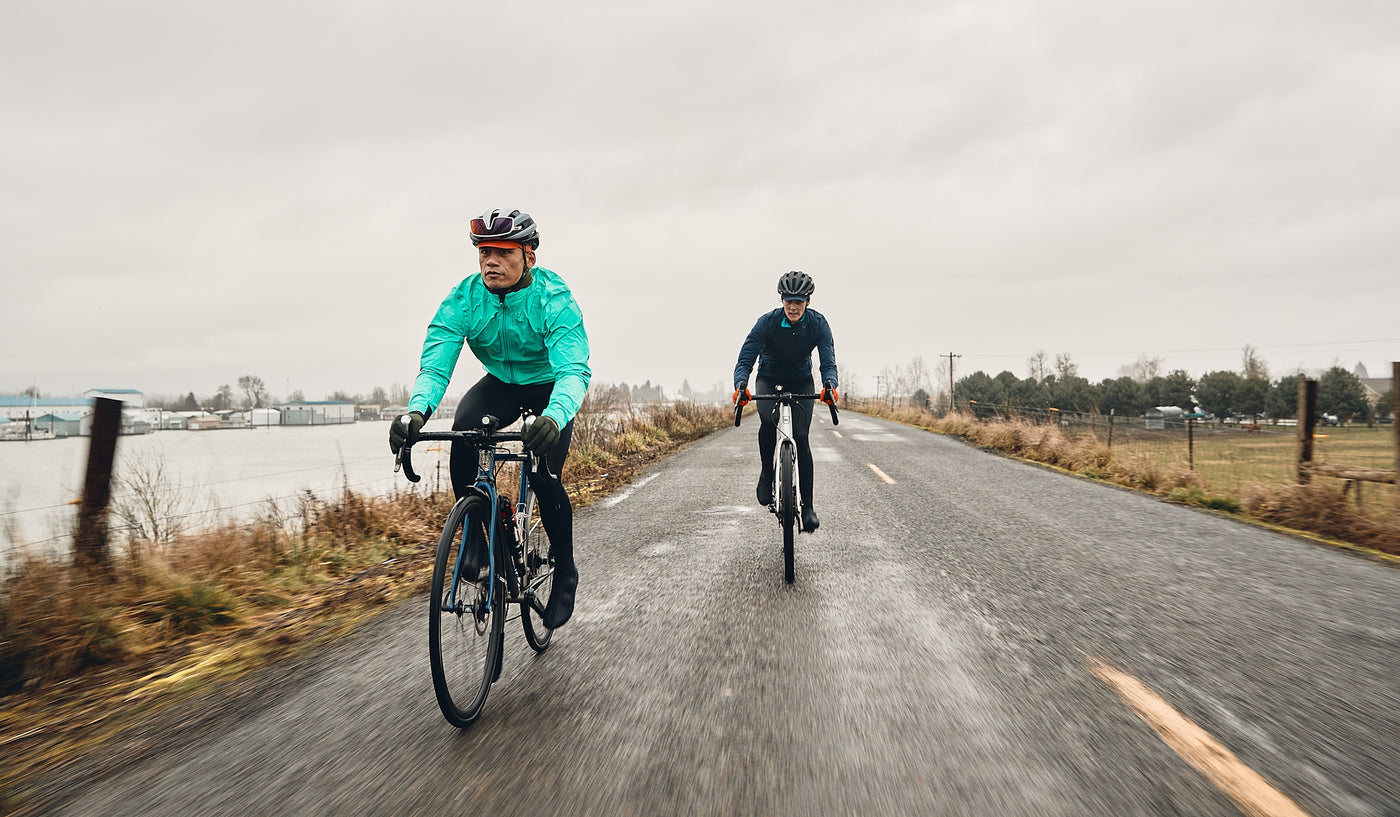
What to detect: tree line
<box><xmin>147</xmin><ymin>378</ymin><xmax>679</xmax><ymax>414</ymax></box>
<box><xmin>953</xmin><ymin>353</ymin><xmax>1386</xmax><ymax>423</ymax></box>
<box><xmin>146</xmin><ymin>377</ymin><xmax>415</xmax><ymax>413</ymax></box>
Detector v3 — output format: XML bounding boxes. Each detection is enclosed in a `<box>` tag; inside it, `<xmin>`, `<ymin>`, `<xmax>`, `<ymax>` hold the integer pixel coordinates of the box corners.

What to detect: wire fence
<box><xmin>848</xmin><ymin>398</ymin><xmax>1399</xmax><ymax>509</ymax></box>
<box><xmin>0</xmin><ymin>449</ymin><xmax>441</xmax><ymax>559</ymax></box>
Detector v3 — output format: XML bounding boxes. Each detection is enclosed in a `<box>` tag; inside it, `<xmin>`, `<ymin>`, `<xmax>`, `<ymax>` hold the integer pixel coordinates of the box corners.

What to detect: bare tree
<box><xmin>1026</xmin><ymin>350</ymin><xmax>1049</xmax><ymax>383</ymax></box>
<box><xmin>837</xmin><ymin>364</ymin><xmax>860</xmax><ymax>398</ymax></box>
<box><xmin>1241</xmin><ymin>344</ymin><xmax>1269</xmax><ymax>381</ymax></box>
<box><xmin>1118</xmin><ymin>354</ymin><xmax>1163</xmax><ymax>383</ymax></box>
<box><xmin>211</xmin><ymin>384</ymin><xmax>235</xmax><ymax>411</ymax></box>
<box><xmin>112</xmin><ymin>451</ymin><xmax>210</xmax><ymax>548</ymax></box>
<box><xmin>238</xmin><ymin>375</ymin><xmax>269</xmax><ymax>409</ymax></box>
<box><xmin>908</xmin><ymin>356</ymin><xmax>933</xmax><ymax>396</ymax></box>
<box><xmin>933</xmin><ymin>356</ymin><xmax>952</xmax><ymax>411</ymax></box>
<box><xmin>877</xmin><ymin>366</ymin><xmax>899</xmax><ymax>405</ymax></box>
<box><xmin>1054</xmin><ymin>352</ymin><xmax>1079</xmax><ymax>380</ymax></box>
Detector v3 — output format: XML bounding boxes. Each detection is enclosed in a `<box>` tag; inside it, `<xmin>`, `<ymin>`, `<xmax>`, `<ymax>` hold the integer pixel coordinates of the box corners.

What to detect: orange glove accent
<box><xmin>821</xmin><ymin>386</ymin><xmax>839</xmax><ymax>405</ymax></box>
<box><xmin>733</xmin><ymin>387</ymin><xmax>752</xmax><ymax>406</ymax></box>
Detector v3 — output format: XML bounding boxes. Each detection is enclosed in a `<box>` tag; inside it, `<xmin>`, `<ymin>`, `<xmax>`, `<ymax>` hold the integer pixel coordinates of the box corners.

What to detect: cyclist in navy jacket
<box><xmin>732</xmin><ymin>271</ymin><xmax>838</xmax><ymax>532</ymax></box>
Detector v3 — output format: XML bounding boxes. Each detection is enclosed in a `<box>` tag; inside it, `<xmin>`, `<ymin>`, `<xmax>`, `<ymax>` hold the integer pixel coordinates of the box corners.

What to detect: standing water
<box><xmin>0</xmin><ymin>419</ymin><xmax>456</xmax><ymax>557</ymax></box>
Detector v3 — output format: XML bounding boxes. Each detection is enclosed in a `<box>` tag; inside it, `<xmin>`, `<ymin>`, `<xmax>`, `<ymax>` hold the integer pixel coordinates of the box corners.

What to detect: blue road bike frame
<box><xmin>396</xmin><ymin>412</ymin><xmax>556</xmax><ymax>727</ymax></box>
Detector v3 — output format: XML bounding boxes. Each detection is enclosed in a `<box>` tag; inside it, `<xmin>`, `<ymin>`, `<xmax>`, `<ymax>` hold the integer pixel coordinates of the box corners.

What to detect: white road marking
<box><xmin>600</xmin><ymin>473</ymin><xmax>659</xmax><ymax>508</ymax></box>
<box><xmin>1088</xmin><ymin>658</ymin><xmax>1311</xmax><ymax>817</ymax></box>
<box><xmin>866</xmin><ymin>463</ymin><xmax>896</xmax><ymax>484</ymax></box>
<box><xmin>692</xmin><ymin>505</ymin><xmax>755</xmax><ymax>516</ymax></box>
<box><xmin>831</xmin><ymin>430</ymin><xmax>843</xmax><ymax>438</ymax></box>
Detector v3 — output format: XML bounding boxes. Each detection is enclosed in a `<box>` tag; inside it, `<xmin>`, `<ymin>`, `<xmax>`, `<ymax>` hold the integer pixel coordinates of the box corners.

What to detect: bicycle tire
<box><xmin>428</xmin><ymin>495</ymin><xmax>504</xmax><ymax>728</ymax></box>
<box><xmin>779</xmin><ymin>442</ymin><xmax>797</xmax><ymax>584</ymax></box>
<box><xmin>519</xmin><ymin>487</ymin><xmax>554</xmax><ymax>652</ymax></box>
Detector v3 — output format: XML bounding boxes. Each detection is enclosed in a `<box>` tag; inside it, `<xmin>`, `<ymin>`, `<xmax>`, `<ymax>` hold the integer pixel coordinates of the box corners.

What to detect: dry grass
<box><xmin>853</xmin><ymin>403</ymin><xmax>1400</xmax><ymax>557</ymax></box>
<box><xmin>0</xmin><ymin>400</ymin><xmax>731</xmax><ymax>805</ymax></box>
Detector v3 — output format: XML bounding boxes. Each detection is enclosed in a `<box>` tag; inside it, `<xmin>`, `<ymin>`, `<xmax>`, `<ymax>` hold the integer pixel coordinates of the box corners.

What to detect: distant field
<box><xmin>1073</xmin><ymin>422</ymin><xmax>1398</xmax><ymax>504</ymax></box>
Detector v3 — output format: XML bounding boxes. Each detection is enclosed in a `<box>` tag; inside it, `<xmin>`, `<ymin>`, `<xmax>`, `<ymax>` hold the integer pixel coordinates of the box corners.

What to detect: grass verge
<box><xmin>0</xmin><ymin>400</ymin><xmax>730</xmax><ymax>810</ymax></box>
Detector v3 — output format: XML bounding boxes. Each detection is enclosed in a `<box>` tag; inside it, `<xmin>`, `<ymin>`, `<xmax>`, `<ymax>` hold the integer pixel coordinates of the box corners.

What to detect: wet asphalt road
<box><xmin>37</xmin><ymin>413</ymin><xmax>1400</xmax><ymax>816</ymax></box>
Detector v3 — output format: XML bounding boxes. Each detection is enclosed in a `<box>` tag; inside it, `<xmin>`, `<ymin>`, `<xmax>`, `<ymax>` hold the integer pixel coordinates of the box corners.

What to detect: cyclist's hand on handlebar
<box><xmin>389</xmin><ymin>411</ymin><xmax>425</xmax><ymax>454</ymax></box>
<box><xmin>733</xmin><ymin>387</ymin><xmax>752</xmax><ymax>406</ymax></box>
<box><xmin>821</xmin><ymin>384</ymin><xmax>839</xmax><ymax>405</ymax></box>
<box><xmin>522</xmin><ymin>414</ymin><xmax>560</xmax><ymax>454</ymax></box>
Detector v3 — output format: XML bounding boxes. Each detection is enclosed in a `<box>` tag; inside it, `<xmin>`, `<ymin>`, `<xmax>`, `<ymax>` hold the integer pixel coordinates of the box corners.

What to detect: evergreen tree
<box><xmin>1266</xmin><ymin>373</ymin><xmax>1304</xmax><ymax>420</ymax></box>
<box><xmin>1317</xmin><ymin>366</ymin><xmax>1369</xmax><ymax>421</ymax></box>
<box><xmin>1195</xmin><ymin>370</ymin><xmax>1243</xmax><ymax>418</ymax></box>
<box><xmin>1145</xmin><ymin>370</ymin><xmax>1195</xmax><ymax>411</ymax></box>
<box><xmin>1098</xmin><ymin>376</ymin><xmax>1147</xmax><ymax>416</ymax></box>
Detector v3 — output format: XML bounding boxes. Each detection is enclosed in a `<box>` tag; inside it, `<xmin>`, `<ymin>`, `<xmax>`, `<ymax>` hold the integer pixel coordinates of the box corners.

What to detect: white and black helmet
<box><xmin>470</xmin><ymin>208</ymin><xmax>540</xmax><ymax>249</ymax></box>
<box><xmin>777</xmin><ymin>270</ymin><xmax>815</xmax><ymax>300</ymax></box>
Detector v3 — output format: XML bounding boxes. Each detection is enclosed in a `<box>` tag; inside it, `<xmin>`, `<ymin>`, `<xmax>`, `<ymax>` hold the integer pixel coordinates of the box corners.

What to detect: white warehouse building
<box><xmin>278</xmin><ymin>401</ymin><xmax>355</xmax><ymax>425</ymax></box>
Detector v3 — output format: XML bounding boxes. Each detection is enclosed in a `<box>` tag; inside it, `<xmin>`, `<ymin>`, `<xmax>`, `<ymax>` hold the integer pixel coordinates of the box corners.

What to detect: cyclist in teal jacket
<box><xmin>390</xmin><ymin>209</ymin><xmax>590</xmax><ymax>629</ymax></box>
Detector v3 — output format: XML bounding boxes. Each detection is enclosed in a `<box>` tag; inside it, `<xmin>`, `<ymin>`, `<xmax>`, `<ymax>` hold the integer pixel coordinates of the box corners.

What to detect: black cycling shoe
<box><xmin>542</xmin><ymin>562</ymin><xmax>578</xmax><ymax>629</ymax></box>
<box><xmin>463</xmin><ymin>538</ymin><xmax>488</xmax><ymax>581</ymax></box>
<box><xmin>801</xmin><ymin>506</ymin><xmax>820</xmax><ymax>532</ymax></box>
<box><xmin>757</xmin><ymin>470</ymin><xmax>774</xmax><ymax>506</ymax></box>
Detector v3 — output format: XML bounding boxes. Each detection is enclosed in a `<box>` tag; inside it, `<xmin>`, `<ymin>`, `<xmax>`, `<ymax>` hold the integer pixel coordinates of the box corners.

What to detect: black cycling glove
<box><xmin>389</xmin><ymin>411</ymin><xmax>425</xmax><ymax>454</ymax></box>
<box><xmin>521</xmin><ymin>414</ymin><xmax>560</xmax><ymax>454</ymax></box>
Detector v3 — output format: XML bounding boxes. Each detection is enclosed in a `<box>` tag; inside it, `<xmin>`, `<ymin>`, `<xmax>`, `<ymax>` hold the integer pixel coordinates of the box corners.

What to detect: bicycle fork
<box><xmin>771</xmin><ymin>404</ymin><xmax>803</xmax><ymax>520</ymax></box>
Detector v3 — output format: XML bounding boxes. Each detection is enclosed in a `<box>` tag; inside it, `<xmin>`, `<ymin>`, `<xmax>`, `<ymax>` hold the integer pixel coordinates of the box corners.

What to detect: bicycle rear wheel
<box><xmin>519</xmin><ymin>488</ymin><xmax>554</xmax><ymax>652</ymax></box>
<box><xmin>779</xmin><ymin>442</ymin><xmax>797</xmax><ymax>584</ymax></box>
<box><xmin>429</xmin><ymin>496</ymin><xmax>504</xmax><ymax>727</ymax></box>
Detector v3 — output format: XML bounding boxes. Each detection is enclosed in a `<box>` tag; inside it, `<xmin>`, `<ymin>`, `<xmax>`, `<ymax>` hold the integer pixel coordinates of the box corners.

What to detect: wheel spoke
<box><xmin>429</xmin><ymin>497</ymin><xmax>502</xmax><ymax>727</ymax></box>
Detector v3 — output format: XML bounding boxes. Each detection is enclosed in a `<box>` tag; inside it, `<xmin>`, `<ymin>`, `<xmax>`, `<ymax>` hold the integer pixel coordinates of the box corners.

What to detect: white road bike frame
<box><xmin>771</xmin><ymin>399</ymin><xmax>802</xmax><ymax>520</ymax></box>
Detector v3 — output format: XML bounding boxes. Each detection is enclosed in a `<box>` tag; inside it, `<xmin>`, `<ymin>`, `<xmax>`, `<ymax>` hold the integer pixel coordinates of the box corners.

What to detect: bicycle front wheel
<box><xmin>779</xmin><ymin>442</ymin><xmax>797</xmax><ymax>584</ymax></box>
<box><xmin>429</xmin><ymin>495</ymin><xmax>504</xmax><ymax>727</ymax></box>
<box><xmin>519</xmin><ymin>488</ymin><xmax>554</xmax><ymax>652</ymax></box>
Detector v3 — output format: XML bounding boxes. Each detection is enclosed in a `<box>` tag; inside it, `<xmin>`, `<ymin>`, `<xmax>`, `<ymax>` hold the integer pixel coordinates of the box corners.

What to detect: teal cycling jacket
<box><xmin>408</xmin><ymin>266</ymin><xmax>592</xmax><ymax>427</ymax></box>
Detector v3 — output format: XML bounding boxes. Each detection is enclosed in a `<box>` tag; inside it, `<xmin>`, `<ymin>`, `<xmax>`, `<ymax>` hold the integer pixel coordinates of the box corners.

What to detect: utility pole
<box><xmin>942</xmin><ymin>353</ymin><xmax>961</xmax><ymax>412</ymax></box>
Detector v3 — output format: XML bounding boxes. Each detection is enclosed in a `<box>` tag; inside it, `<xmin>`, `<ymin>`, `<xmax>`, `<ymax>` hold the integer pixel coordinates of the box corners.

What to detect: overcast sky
<box><xmin>3</xmin><ymin>0</ymin><xmax>1397</xmax><ymax>403</ymax></box>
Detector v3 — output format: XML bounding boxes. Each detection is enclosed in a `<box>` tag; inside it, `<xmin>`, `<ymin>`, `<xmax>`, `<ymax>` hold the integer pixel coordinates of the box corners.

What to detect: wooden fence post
<box><xmin>1188</xmin><ymin>417</ymin><xmax>1195</xmax><ymax>470</ymax></box>
<box><xmin>74</xmin><ymin>397</ymin><xmax>121</xmax><ymax>574</ymax></box>
<box><xmin>1297</xmin><ymin>379</ymin><xmax>1317</xmax><ymax>484</ymax></box>
<box><xmin>1392</xmin><ymin>362</ymin><xmax>1399</xmax><ymax>509</ymax></box>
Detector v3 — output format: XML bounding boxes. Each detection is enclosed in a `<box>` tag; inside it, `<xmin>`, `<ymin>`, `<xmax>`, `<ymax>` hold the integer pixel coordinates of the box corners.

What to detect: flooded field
<box><xmin>0</xmin><ymin>418</ymin><xmax>458</xmax><ymax>556</ymax></box>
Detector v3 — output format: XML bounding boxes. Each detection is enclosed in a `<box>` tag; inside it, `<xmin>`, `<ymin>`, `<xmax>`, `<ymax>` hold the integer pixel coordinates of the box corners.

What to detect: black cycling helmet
<box><xmin>470</xmin><ymin>208</ymin><xmax>540</xmax><ymax>249</ymax></box>
<box><xmin>777</xmin><ymin>270</ymin><xmax>815</xmax><ymax>301</ymax></box>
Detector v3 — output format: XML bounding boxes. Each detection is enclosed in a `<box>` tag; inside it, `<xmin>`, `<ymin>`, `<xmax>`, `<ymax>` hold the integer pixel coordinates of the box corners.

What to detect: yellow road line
<box><xmin>1088</xmin><ymin>658</ymin><xmax>1310</xmax><ymax>817</ymax></box>
<box><xmin>866</xmin><ymin>463</ymin><xmax>896</xmax><ymax>484</ymax></box>
<box><xmin>831</xmin><ymin>430</ymin><xmax>843</xmax><ymax>438</ymax></box>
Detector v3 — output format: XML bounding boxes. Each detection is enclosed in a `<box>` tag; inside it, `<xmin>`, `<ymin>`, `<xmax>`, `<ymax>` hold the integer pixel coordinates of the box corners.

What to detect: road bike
<box><xmin>395</xmin><ymin>413</ymin><xmax>555</xmax><ymax>728</ymax></box>
<box><xmin>734</xmin><ymin>388</ymin><xmax>838</xmax><ymax>583</ymax></box>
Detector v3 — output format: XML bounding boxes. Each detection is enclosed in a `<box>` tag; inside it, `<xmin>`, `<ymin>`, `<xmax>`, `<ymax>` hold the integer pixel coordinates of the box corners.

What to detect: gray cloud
<box><xmin>3</xmin><ymin>0</ymin><xmax>1398</xmax><ymax>401</ymax></box>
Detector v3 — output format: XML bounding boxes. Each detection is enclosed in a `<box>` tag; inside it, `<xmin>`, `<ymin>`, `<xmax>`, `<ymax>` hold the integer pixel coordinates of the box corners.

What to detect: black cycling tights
<box><xmin>449</xmin><ymin>375</ymin><xmax>575</xmax><ymax>566</ymax></box>
<box><xmin>755</xmin><ymin>376</ymin><xmax>815</xmax><ymax>507</ymax></box>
